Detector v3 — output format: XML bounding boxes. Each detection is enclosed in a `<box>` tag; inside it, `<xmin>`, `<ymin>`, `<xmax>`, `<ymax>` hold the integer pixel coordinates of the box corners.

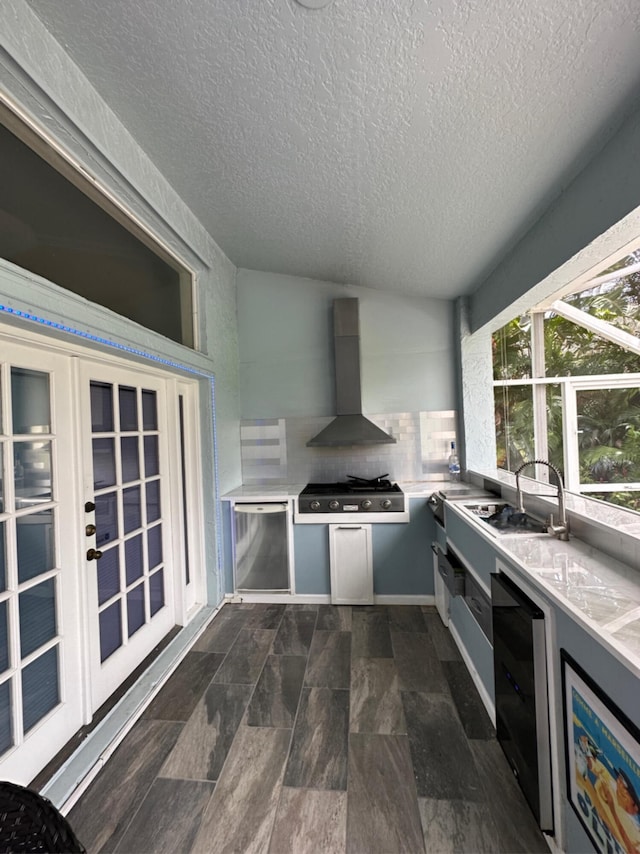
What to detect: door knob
<box><xmin>85</xmin><ymin>524</ymin><xmax>96</xmax><ymax>536</ymax></box>
<box><xmin>86</xmin><ymin>548</ymin><xmax>103</xmax><ymax>561</ymax></box>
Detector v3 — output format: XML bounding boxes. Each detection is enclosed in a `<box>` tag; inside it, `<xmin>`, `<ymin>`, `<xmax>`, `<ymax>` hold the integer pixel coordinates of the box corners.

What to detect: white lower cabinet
<box><xmin>329</xmin><ymin>524</ymin><xmax>373</xmax><ymax>605</ymax></box>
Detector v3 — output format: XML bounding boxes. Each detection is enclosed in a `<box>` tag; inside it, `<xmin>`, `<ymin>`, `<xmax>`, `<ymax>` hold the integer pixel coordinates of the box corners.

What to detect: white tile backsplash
<box><xmin>241</xmin><ymin>410</ymin><xmax>457</xmax><ymax>484</ymax></box>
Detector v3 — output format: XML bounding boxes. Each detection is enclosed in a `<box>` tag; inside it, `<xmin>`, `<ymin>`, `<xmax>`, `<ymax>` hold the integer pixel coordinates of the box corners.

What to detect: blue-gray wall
<box><xmin>469</xmin><ymin>102</ymin><xmax>640</xmax><ymax>334</ymax></box>
<box><xmin>237</xmin><ymin>269</ymin><xmax>456</xmax><ymax>418</ymax></box>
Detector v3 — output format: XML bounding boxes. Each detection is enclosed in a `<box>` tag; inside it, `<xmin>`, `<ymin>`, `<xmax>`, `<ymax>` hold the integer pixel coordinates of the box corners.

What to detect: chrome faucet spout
<box><xmin>514</xmin><ymin>459</ymin><xmax>569</xmax><ymax>541</ymax></box>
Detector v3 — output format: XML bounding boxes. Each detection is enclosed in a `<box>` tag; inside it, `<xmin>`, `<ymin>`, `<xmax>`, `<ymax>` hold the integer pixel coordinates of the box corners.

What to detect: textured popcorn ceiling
<box><xmin>24</xmin><ymin>0</ymin><xmax>640</xmax><ymax>298</ymax></box>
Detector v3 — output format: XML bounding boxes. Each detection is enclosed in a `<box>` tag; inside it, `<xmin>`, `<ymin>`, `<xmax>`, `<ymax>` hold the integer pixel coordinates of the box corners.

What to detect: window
<box><xmin>0</xmin><ymin>106</ymin><xmax>194</xmax><ymax>347</ymax></box>
<box><xmin>493</xmin><ymin>249</ymin><xmax>640</xmax><ymax>512</ymax></box>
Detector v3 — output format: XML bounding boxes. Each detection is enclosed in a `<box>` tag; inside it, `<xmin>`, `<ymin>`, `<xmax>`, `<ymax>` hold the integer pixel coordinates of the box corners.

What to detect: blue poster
<box><xmin>565</xmin><ymin>656</ymin><xmax>640</xmax><ymax>854</ymax></box>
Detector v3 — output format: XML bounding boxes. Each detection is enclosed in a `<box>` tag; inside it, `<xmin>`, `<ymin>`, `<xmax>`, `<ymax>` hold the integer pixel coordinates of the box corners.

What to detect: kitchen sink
<box><xmin>462</xmin><ymin>501</ymin><xmax>547</xmax><ymax>536</ymax></box>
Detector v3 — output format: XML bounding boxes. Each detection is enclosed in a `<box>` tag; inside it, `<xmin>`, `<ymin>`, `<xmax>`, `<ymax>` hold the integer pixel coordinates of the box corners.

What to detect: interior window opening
<box><xmin>0</xmin><ymin>103</ymin><xmax>194</xmax><ymax>348</ymax></box>
<box><xmin>492</xmin><ymin>243</ymin><xmax>640</xmax><ymax>513</ymax></box>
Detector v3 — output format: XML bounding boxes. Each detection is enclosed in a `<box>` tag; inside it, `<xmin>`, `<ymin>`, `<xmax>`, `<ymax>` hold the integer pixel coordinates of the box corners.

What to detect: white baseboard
<box><xmin>226</xmin><ymin>593</ymin><xmax>435</xmax><ymax>606</ymax></box>
<box><xmin>227</xmin><ymin>592</ymin><xmax>332</xmax><ymax>604</ymax></box>
<box><xmin>375</xmin><ymin>594</ymin><xmax>435</xmax><ymax>605</ymax></box>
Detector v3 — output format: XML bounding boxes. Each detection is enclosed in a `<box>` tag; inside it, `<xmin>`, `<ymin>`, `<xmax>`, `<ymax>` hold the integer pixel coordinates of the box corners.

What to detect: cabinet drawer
<box><xmin>464</xmin><ymin>572</ymin><xmax>493</xmax><ymax>644</ymax></box>
<box><xmin>437</xmin><ymin>546</ymin><xmax>465</xmax><ymax>597</ymax></box>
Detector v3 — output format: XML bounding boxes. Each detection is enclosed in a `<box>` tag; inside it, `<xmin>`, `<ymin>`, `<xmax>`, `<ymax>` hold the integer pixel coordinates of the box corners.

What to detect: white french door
<box><xmin>0</xmin><ymin>327</ymin><xmax>203</xmax><ymax>783</ymax></box>
<box><xmin>79</xmin><ymin>361</ymin><xmax>176</xmax><ymax>712</ymax></box>
<box><xmin>0</xmin><ymin>342</ymin><xmax>84</xmax><ymax>783</ymax></box>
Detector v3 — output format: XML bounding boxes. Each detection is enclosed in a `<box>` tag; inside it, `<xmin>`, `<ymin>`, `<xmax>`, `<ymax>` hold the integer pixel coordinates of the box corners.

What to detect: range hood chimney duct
<box><xmin>307</xmin><ymin>298</ymin><xmax>396</xmax><ymax>447</ymax></box>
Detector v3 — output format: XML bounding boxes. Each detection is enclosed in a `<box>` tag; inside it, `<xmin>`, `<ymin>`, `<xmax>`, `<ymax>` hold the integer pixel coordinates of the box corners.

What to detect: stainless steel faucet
<box><xmin>514</xmin><ymin>459</ymin><xmax>570</xmax><ymax>541</ymax></box>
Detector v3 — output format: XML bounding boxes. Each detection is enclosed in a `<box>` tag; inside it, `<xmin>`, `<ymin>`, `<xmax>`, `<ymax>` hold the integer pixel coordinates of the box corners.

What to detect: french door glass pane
<box><xmin>127</xmin><ymin>584</ymin><xmax>145</xmax><ymax>637</ymax></box>
<box><xmin>148</xmin><ymin>525</ymin><xmax>162</xmax><ymax>569</ymax></box>
<box><xmin>0</xmin><ymin>522</ymin><xmax>5</xmax><ymax>591</ymax></box>
<box><xmin>150</xmin><ymin>570</ymin><xmax>164</xmax><ymax>616</ymax></box>
<box><xmin>118</xmin><ymin>386</ymin><xmax>138</xmax><ymax>431</ymax></box>
<box><xmin>0</xmin><ymin>602</ymin><xmax>8</xmax><ymax>671</ymax></box>
<box><xmin>14</xmin><ymin>440</ymin><xmax>52</xmax><ymax>505</ymax></box>
<box><xmin>146</xmin><ymin>481</ymin><xmax>161</xmax><ymax>523</ymax></box>
<box><xmin>142</xmin><ymin>390</ymin><xmax>157</xmax><ymax>430</ymax></box>
<box><xmin>0</xmin><ymin>681</ymin><xmax>13</xmax><ymax>755</ymax></box>
<box><xmin>22</xmin><ymin>647</ymin><xmax>59</xmax><ymax>732</ymax></box>
<box><xmin>16</xmin><ymin>510</ymin><xmax>54</xmax><ymax>583</ymax></box>
<box><xmin>11</xmin><ymin>368</ymin><xmax>50</xmax><ymax>434</ymax></box>
<box><xmin>92</xmin><ymin>438</ymin><xmax>116</xmax><ymax>488</ymax></box>
<box><xmin>125</xmin><ymin>535</ymin><xmax>143</xmax><ymax>585</ymax></box>
<box><xmin>143</xmin><ymin>436</ymin><xmax>159</xmax><ymax>477</ymax></box>
<box><xmin>96</xmin><ymin>492</ymin><xmax>118</xmax><ymax>546</ymax></box>
<box><xmin>2</xmin><ymin>353</ymin><xmax>73</xmax><ymax>764</ymax></box>
<box><xmin>97</xmin><ymin>548</ymin><xmax>120</xmax><ymax>606</ymax></box>
<box><xmin>90</xmin><ymin>375</ymin><xmax>168</xmax><ymax>666</ymax></box>
<box><xmin>121</xmin><ymin>437</ymin><xmax>140</xmax><ymax>483</ymax></box>
<box><xmin>19</xmin><ymin>579</ymin><xmax>57</xmax><ymax>658</ymax></box>
<box><xmin>90</xmin><ymin>382</ymin><xmax>114</xmax><ymax>432</ymax></box>
<box><xmin>123</xmin><ymin>486</ymin><xmax>141</xmax><ymax>533</ymax></box>
<box><xmin>100</xmin><ymin>602</ymin><xmax>122</xmax><ymax>662</ymax></box>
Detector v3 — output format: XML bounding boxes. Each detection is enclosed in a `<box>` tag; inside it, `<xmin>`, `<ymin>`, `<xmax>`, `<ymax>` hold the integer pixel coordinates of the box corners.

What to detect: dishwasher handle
<box><xmin>234</xmin><ymin>503</ymin><xmax>288</xmax><ymax>514</ymax></box>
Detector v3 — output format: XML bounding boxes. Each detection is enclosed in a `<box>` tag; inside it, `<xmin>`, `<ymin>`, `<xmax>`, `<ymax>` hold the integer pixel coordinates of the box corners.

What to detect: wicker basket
<box><xmin>0</xmin><ymin>782</ymin><xmax>85</xmax><ymax>853</ymax></box>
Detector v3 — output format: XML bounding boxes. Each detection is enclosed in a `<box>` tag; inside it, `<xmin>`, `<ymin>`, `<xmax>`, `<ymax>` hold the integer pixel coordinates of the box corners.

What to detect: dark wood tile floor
<box><xmin>68</xmin><ymin>604</ymin><xmax>550</xmax><ymax>854</ymax></box>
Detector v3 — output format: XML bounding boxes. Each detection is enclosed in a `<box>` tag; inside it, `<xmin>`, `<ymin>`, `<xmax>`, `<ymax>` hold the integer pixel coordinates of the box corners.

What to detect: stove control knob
<box><xmin>310</xmin><ymin>500</ymin><xmax>321</xmax><ymax>511</ymax></box>
<box><xmin>381</xmin><ymin>499</ymin><xmax>392</xmax><ymax>510</ymax></box>
<box><xmin>362</xmin><ymin>499</ymin><xmax>372</xmax><ymax>510</ymax></box>
<box><xmin>328</xmin><ymin>500</ymin><xmax>340</xmax><ymax>510</ymax></box>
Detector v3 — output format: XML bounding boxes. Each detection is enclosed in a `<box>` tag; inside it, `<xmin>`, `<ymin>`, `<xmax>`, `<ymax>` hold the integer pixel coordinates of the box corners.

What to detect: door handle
<box><xmin>85</xmin><ymin>524</ymin><xmax>96</xmax><ymax>536</ymax></box>
<box><xmin>86</xmin><ymin>548</ymin><xmax>103</xmax><ymax>561</ymax></box>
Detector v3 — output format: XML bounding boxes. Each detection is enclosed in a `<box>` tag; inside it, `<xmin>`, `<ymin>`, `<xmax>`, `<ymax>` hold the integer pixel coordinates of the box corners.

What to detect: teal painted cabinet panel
<box><xmin>371</xmin><ymin>498</ymin><xmax>435</xmax><ymax>595</ymax></box>
<box><xmin>293</xmin><ymin>524</ymin><xmax>331</xmax><ymax>594</ymax></box>
<box><xmin>543</xmin><ymin>598</ymin><xmax>640</xmax><ymax>854</ymax></box>
<box><xmin>444</xmin><ymin>506</ymin><xmax>496</xmax><ymax>586</ymax></box>
<box><xmin>444</xmin><ymin>505</ymin><xmax>496</xmax><ymax>710</ymax></box>
<box><xmin>448</xmin><ymin>595</ymin><xmax>495</xmax><ymax>703</ymax></box>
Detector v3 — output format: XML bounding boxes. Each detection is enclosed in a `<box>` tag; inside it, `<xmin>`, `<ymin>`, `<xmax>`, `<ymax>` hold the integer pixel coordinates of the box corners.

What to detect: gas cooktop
<box><xmin>298</xmin><ymin>475</ymin><xmax>405</xmax><ymax>516</ymax></box>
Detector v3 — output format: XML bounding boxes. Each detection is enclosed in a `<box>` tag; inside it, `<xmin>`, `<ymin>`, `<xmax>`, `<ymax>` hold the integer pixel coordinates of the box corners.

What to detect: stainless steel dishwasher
<box><xmin>233</xmin><ymin>503</ymin><xmax>290</xmax><ymax>592</ymax></box>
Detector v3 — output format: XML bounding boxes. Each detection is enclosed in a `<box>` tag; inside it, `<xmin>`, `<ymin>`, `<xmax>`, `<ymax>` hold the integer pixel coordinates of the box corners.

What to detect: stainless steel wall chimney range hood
<box><xmin>307</xmin><ymin>298</ymin><xmax>396</xmax><ymax>447</ymax></box>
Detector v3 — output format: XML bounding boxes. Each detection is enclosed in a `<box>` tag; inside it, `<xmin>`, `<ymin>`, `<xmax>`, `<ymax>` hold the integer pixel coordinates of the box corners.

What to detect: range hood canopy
<box><xmin>307</xmin><ymin>299</ymin><xmax>396</xmax><ymax>447</ymax></box>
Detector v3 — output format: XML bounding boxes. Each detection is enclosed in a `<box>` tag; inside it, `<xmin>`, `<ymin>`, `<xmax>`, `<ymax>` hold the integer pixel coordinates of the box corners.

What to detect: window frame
<box><xmin>0</xmin><ymin>98</ymin><xmax>198</xmax><ymax>350</ymax></box>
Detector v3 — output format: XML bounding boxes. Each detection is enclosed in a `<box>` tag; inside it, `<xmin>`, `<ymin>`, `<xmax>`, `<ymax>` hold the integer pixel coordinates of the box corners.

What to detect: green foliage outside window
<box><xmin>493</xmin><ymin>253</ymin><xmax>640</xmax><ymax>511</ymax></box>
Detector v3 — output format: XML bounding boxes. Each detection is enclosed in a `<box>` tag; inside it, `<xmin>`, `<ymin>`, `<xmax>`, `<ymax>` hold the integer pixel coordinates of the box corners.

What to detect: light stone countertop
<box><xmin>400</xmin><ymin>480</ymin><xmax>446</xmax><ymax>497</ymax></box>
<box><xmin>221</xmin><ymin>484</ymin><xmax>303</xmax><ymax>501</ymax></box>
<box><xmin>447</xmin><ymin>500</ymin><xmax>640</xmax><ymax>678</ymax></box>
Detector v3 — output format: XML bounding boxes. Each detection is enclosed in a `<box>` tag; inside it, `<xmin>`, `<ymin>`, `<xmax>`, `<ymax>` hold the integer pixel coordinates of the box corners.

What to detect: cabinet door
<box><xmin>329</xmin><ymin>525</ymin><xmax>373</xmax><ymax>605</ymax></box>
